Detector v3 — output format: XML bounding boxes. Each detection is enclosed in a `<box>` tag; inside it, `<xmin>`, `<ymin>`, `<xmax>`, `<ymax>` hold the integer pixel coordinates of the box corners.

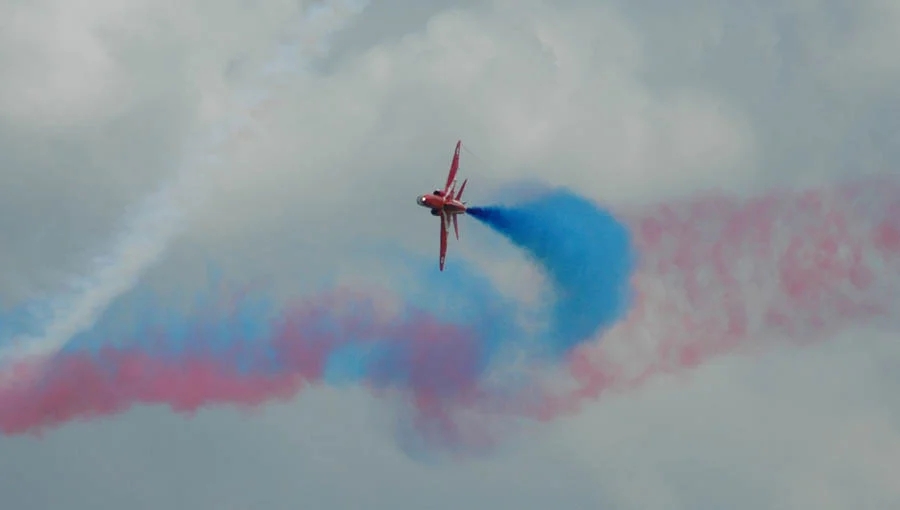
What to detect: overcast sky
<box><xmin>2</xmin><ymin>0</ymin><xmax>899</xmax><ymax>508</ymax></box>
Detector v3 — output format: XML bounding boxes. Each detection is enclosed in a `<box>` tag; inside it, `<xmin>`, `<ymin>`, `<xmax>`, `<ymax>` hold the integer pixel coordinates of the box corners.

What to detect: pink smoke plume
<box><xmin>535</xmin><ymin>176</ymin><xmax>900</xmax><ymax>419</ymax></box>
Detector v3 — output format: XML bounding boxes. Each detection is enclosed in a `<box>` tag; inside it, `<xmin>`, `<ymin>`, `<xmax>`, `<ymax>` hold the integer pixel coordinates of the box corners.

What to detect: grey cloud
<box><xmin>319</xmin><ymin>0</ymin><xmax>481</xmax><ymax>68</ymax></box>
<box><xmin>2</xmin><ymin>0</ymin><xmax>900</xmax><ymax>508</ymax></box>
<box><xmin>616</xmin><ymin>0</ymin><xmax>900</xmax><ymax>184</ymax></box>
<box><xmin>0</xmin><ymin>395</ymin><xmax>604</xmax><ymax>509</ymax></box>
<box><xmin>0</xmin><ymin>98</ymin><xmax>191</xmax><ymax>300</ymax></box>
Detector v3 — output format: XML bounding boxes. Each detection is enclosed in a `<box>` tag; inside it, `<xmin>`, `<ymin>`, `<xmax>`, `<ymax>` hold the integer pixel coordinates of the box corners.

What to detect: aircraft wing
<box><xmin>439</xmin><ymin>210</ymin><xmax>448</xmax><ymax>271</ymax></box>
<box><xmin>444</xmin><ymin>140</ymin><xmax>461</xmax><ymax>194</ymax></box>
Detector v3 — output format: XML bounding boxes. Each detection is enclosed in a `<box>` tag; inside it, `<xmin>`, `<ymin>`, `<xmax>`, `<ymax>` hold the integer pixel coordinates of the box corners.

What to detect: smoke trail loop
<box><xmin>468</xmin><ymin>188</ymin><xmax>635</xmax><ymax>357</ymax></box>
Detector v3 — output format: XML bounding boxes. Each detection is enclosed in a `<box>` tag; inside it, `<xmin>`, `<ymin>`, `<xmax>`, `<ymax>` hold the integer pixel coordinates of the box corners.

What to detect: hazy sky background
<box><xmin>2</xmin><ymin>0</ymin><xmax>899</xmax><ymax>508</ymax></box>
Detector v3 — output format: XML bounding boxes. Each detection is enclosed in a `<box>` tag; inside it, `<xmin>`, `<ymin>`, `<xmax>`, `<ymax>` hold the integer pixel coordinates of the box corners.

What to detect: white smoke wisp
<box><xmin>0</xmin><ymin>0</ymin><xmax>369</xmax><ymax>367</ymax></box>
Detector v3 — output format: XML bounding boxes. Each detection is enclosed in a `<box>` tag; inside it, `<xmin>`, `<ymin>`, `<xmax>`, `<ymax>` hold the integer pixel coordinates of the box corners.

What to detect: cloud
<box><xmin>558</xmin><ymin>330</ymin><xmax>900</xmax><ymax>509</ymax></box>
<box><xmin>0</xmin><ymin>0</ymin><xmax>368</xmax><ymax>363</ymax></box>
<box><xmin>2</xmin><ymin>0</ymin><xmax>899</xmax><ymax>508</ymax></box>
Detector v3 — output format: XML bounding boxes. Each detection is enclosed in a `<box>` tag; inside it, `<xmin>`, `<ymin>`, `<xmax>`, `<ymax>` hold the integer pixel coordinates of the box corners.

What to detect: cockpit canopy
<box><xmin>416</xmin><ymin>195</ymin><xmax>428</xmax><ymax>206</ymax></box>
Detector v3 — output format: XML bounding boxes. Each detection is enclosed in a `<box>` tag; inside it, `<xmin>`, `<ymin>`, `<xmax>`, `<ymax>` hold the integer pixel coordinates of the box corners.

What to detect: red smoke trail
<box><xmin>0</xmin><ymin>354</ymin><xmax>302</xmax><ymax>435</ymax></box>
<box><xmin>0</xmin><ymin>289</ymin><xmax>487</xmax><ymax>438</ymax></box>
<box><xmin>536</xmin><ymin>176</ymin><xmax>900</xmax><ymax>418</ymax></box>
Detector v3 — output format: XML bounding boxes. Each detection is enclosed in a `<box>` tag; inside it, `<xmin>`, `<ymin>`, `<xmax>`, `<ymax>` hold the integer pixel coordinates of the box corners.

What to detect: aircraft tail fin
<box><xmin>455</xmin><ymin>178</ymin><xmax>467</xmax><ymax>201</ymax></box>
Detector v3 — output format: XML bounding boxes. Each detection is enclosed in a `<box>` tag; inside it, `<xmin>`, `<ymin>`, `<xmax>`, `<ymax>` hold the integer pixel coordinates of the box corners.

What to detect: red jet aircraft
<box><xmin>416</xmin><ymin>140</ymin><xmax>468</xmax><ymax>271</ymax></box>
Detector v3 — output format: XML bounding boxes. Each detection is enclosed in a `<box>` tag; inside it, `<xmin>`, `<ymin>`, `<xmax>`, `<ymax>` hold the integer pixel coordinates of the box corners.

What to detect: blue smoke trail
<box><xmin>468</xmin><ymin>187</ymin><xmax>635</xmax><ymax>356</ymax></box>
